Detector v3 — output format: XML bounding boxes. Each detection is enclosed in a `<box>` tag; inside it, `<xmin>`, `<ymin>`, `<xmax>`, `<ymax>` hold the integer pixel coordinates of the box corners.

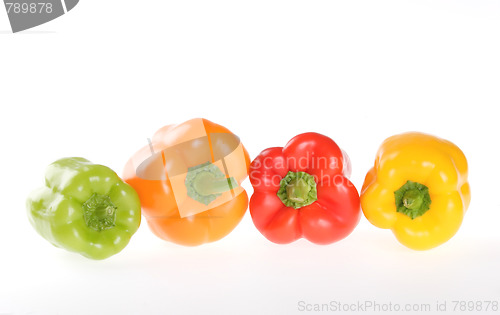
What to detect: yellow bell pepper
<box><xmin>360</xmin><ymin>132</ymin><xmax>471</xmax><ymax>250</ymax></box>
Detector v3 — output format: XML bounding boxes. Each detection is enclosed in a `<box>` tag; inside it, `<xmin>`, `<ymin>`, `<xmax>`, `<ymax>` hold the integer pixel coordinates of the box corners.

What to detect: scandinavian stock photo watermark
<box><xmin>297</xmin><ymin>300</ymin><xmax>499</xmax><ymax>313</ymax></box>
<box><xmin>250</xmin><ymin>154</ymin><xmax>353</xmax><ymax>188</ymax></box>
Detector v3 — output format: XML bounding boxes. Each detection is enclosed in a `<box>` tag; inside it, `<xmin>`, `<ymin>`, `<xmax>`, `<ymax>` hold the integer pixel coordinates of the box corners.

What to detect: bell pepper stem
<box><xmin>286</xmin><ymin>178</ymin><xmax>311</xmax><ymax>203</ymax></box>
<box><xmin>185</xmin><ymin>161</ymin><xmax>239</xmax><ymax>206</ymax></box>
<box><xmin>277</xmin><ymin>171</ymin><xmax>318</xmax><ymax>209</ymax></box>
<box><xmin>193</xmin><ymin>172</ymin><xmax>238</xmax><ymax>196</ymax></box>
<box><xmin>402</xmin><ymin>189</ymin><xmax>424</xmax><ymax>210</ymax></box>
<box><xmin>82</xmin><ymin>193</ymin><xmax>117</xmax><ymax>232</ymax></box>
<box><xmin>394</xmin><ymin>180</ymin><xmax>431</xmax><ymax>220</ymax></box>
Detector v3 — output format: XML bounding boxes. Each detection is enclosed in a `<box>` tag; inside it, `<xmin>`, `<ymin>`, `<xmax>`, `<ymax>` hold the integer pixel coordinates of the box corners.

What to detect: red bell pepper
<box><xmin>249</xmin><ymin>132</ymin><xmax>361</xmax><ymax>244</ymax></box>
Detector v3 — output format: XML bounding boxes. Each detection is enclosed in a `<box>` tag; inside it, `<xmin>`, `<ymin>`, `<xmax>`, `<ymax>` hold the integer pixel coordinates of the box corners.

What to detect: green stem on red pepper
<box><xmin>277</xmin><ymin>171</ymin><xmax>318</xmax><ymax>209</ymax></box>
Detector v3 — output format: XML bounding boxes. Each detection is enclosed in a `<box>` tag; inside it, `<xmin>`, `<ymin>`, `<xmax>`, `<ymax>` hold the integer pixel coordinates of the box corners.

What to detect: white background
<box><xmin>1</xmin><ymin>1</ymin><xmax>500</xmax><ymax>314</ymax></box>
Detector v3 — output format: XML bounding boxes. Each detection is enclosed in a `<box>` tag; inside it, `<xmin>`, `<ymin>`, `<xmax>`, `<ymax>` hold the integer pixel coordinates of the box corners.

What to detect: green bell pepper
<box><xmin>26</xmin><ymin>157</ymin><xmax>141</xmax><ymax>260</ymax></box>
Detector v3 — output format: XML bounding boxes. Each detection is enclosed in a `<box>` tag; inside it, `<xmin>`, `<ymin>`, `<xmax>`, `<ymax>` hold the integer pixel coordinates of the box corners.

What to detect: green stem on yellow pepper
<box><xmin>394</xmin><ymin>180</ymin><xmax>431</xmax><ymax>220</ymax></box>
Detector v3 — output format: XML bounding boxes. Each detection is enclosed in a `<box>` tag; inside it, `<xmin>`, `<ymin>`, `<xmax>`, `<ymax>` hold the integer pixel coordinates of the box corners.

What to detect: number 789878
<box><xmin>5</xmin><ymin>2</ymin><xmax>53</xmax><ymax>14</ymax></box>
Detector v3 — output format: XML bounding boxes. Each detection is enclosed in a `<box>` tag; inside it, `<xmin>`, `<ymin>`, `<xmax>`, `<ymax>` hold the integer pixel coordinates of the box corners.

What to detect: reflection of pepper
<box><xmin>26</xmin><ymin>158</ymin><xmax>141</xmax><ymax>260</ymax></box>
<box><xmin>123</xmin><ymin>118</ymin><xmax>250</xmax><ymax>246</ymax></box>
<box><xmin>249</xmin><ymin>133</ymin><xmax>360</xmax><ymax>245</ymax></box>
<box><xmin>361</xmin><ymin>132</ymin><xmax>471</xmax><ymax>250</ymax></box>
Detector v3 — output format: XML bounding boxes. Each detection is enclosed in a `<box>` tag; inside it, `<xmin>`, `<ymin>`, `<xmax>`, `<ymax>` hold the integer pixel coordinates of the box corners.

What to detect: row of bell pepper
<box><xmin>26</xmin><ymin>118</ymin><xmax>470</xmax><ymax>259</ymax></box>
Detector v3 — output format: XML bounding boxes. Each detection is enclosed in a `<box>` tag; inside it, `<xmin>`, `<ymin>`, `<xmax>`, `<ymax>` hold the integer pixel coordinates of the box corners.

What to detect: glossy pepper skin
<box><xmin>249</xmin><ymin>133</ymin><xmax>361</xmax><ymax>245</ymax></box>
<box><xmin>123</xmin><ymin>118</ymin><xmax>250</xmax><ymax>246</ymax></box>
<box><xmin>26</xmin><ymin>158</ymin><xmax>141</xmax><ymax>260</ymax></box>
<box><xmin>361</xmin><ymin>132</ymin><xmax>471</xmax><ymax>250</ymax></box>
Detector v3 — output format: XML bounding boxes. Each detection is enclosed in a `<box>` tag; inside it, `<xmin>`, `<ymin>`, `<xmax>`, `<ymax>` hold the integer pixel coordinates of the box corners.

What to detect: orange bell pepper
<box><xmin>123</xmin><ymin>118</ymin><xmax>250</xmax><ymax>246</ymax></box>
